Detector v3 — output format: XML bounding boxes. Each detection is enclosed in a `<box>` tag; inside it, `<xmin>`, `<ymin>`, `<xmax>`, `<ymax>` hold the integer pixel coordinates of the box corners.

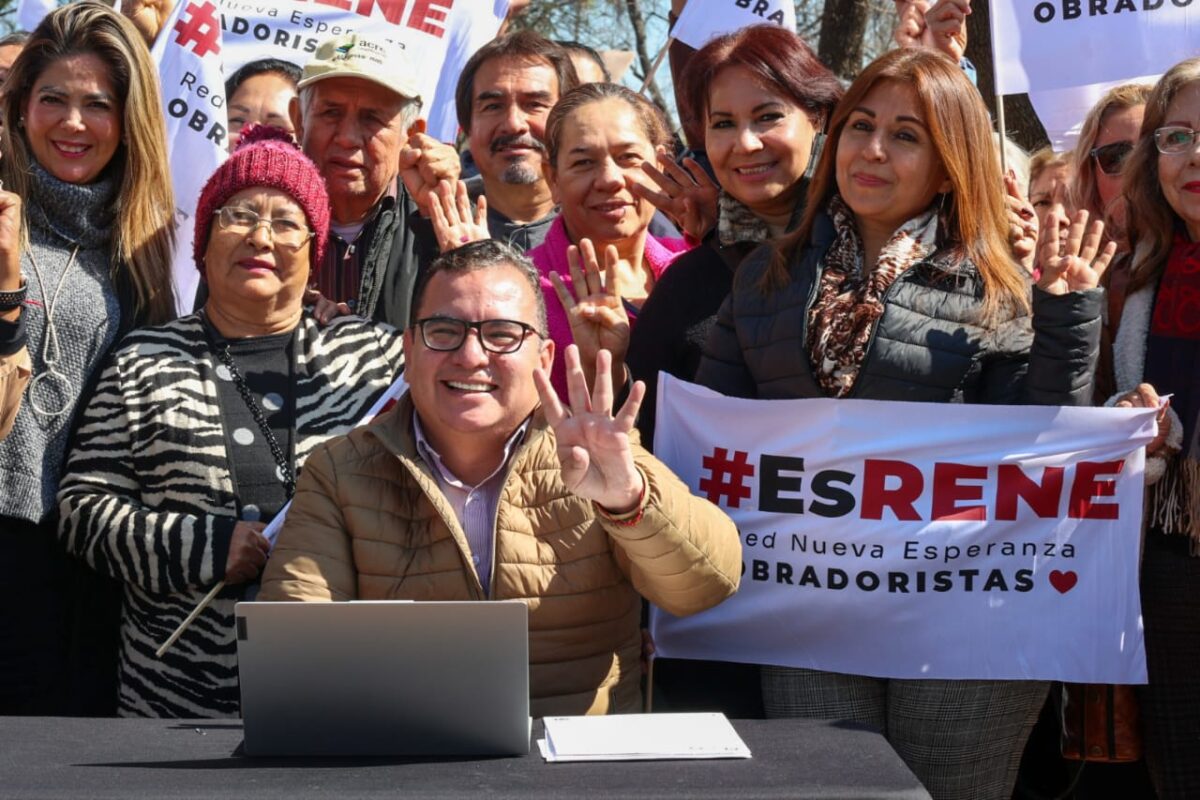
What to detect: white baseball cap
<box><xmin>299</xmin><ymin>33</ymin><xmax>421</xmax><ymax>104</ymax></box>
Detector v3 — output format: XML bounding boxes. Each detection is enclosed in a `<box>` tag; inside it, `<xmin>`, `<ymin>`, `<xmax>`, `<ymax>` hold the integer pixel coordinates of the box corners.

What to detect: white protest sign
<box><xmin>992</xmin><ymin>1</ymin><xmax>1198</xmax><ymax>95</ymax></box>
<box><xmin>218</xmin><ymin>0</ymin><xmax>506</xmax><ymax>141</ymax></box>
<box><xmin>151</xmin><ymin>0</ymin><xmax>229</xmax><ymax>314</ymax></box>
<box><xmin>671</xmin><ymin>0</ymin><xmax>796</xmax><ymax>49</ymax></box>
<box><xmin>650</xmin><ymin>375</ymin><xmax>1156</xmax><ymax>684</ymax></box>
<box><xmin>16</xmin><ymin>0</ymin><xmax>56</xmax><ymax>31</ymax></box>
<box><xmin>1028</xmin><ymin>75</ymin><xmax>1159</xmax><ymax>152</ymax></box>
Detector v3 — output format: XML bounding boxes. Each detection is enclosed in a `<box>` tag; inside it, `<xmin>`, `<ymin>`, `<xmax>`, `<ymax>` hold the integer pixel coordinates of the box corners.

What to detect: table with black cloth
<box><xmin>0</xmin><ymin>717</ymin><xmax>931</xmax><ymax>799</ymax></box>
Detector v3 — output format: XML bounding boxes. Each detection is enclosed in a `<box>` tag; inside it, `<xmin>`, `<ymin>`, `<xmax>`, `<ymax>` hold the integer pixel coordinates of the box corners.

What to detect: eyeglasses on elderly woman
<box><xmin>1154</xmin><ymin>125</ymin><xmax>1200</xmax><ymax>155</ymax></box>
<box><xmin>213</xmin><ymin>206</ymin><xmax>313</xmax><ymax>249</ymax></box>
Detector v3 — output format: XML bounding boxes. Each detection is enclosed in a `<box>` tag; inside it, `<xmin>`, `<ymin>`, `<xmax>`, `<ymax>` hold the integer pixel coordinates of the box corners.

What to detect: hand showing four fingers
<box><xmin>549</xmin><ymin>239</ymin><xmax>631</xmax><ymax>392</ymax></box>
<box><xmin>535</xmin><ymin>344</ymin><xmax>647</xmax><ymax>514</ymax></box>
<box><xmin>429</xmin><ymin>179</ymin><xmax>490</xmax><ymax>253</ymax></box>
<box><xmin>1035</xmin><ymin>204</ymin><xmax>1116</xmax><ymax>295</ymax></box>
<box><xmin>633</xmin><ymin>154</ymin><xmax>720</xmax><ymax>241</ymax></box>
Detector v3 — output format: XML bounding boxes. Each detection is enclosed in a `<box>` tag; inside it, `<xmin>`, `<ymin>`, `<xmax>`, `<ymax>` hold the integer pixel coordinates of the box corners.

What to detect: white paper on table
<box><xmin>539</xmin><ymin>713</ymin><xmax>751</xmax><ymax>762</ymax></box>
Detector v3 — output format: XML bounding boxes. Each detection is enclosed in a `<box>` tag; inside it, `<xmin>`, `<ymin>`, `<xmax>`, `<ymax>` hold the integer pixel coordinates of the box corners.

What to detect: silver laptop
<box><xmin>235</xmin><ymin>600</ymin><xmax>531</xmax><ymax>757</ymax></box>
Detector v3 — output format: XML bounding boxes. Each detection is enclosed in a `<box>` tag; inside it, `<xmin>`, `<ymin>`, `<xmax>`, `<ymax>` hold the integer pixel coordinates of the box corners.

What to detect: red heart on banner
<box><xmin>1049</xmin><ymin>570</ymin><xmax>1078</xmax><ymax>594</ymax></box>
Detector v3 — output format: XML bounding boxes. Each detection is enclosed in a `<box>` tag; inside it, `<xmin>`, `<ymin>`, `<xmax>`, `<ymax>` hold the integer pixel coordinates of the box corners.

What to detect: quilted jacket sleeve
<box><xmin>980</xmin><ymin>287</ymin><xmax>1103</xmax><ymax>406</ymax></box>
<box><xmin>258</xmin><ymin>441</ymin><xmax>358</xmax><ymax>602</ymax></box>
<box><xmin>603</xmin><ymin>444</ymin><xmax>742</xmax><ymax>617</ymax></box>
<box><xmin>696</xmin><ymin>292</ymin><xmax>758</xmax><ymax>399</ymax></box>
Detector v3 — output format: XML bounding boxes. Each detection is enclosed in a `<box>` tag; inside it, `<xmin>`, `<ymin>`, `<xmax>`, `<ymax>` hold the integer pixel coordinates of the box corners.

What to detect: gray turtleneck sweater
<box><xmin>0</xmin><ymin>163</ymin><xmax>121</xmax><ymax>523</ymax></box>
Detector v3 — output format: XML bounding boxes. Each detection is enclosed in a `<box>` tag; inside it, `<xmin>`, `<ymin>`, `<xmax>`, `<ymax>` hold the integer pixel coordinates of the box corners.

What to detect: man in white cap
<box><xmin>291</xmin><ymin>33</ymin><xmax>461</xmax><ymax>328</ymax></box>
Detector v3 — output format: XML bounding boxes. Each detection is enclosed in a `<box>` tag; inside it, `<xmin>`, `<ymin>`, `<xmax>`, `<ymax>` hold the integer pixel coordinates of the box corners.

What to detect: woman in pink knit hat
<box><xmin>56</xmin><ymin>126</ymin><xmax>405</xmax><ymax>718</ymax></box>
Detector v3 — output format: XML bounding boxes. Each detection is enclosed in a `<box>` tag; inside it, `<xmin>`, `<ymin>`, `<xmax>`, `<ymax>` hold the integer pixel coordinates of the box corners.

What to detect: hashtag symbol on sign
<box><xmin>173</xmin><ymin>1</ymin><xmax>221</xmax><ymax>58</ymax></box>
<box><xmin>698</xmin><ymin>447</ymin><xmax>755</xmax><ymax>508</ymax></box>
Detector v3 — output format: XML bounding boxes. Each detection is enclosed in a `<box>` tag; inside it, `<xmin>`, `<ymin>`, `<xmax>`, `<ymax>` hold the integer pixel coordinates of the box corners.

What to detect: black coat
<box><xmin>697</xmin><ymin>212</ymin><xmax>1103</xmax><ymax>405</ymax></box>
<box><xmin>356</xmin><ymin>185</ymin><xmax>440</xmax><ymax>330</ymax></box>
<box><xmin>627</xmin><ymin>234</ymin><xmax>757</xmax><ymax>446</ymax></box>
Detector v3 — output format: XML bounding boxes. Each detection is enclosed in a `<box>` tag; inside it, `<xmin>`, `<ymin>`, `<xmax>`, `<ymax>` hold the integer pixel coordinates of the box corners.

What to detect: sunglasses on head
<box><xmin>1090</xmin><ymin>140</ymin><xmax>1134</xmax><ymax>176</ymax></box>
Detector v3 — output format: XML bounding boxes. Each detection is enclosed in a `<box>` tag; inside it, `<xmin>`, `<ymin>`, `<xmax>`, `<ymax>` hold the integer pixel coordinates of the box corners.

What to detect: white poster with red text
<box><xmin>650</xmin><ymin>375</ymin><xmax>1156</xmax><ymax>683</ymax></box>
<box><xmin>217</xmin><ymin>0</ymin><xmax>507</xmax><ymax>141</ymax></box>
<box><xmin>151</xmin><ymin>0</ymin><xmax>230</xmax><ymax>315</ymax></box>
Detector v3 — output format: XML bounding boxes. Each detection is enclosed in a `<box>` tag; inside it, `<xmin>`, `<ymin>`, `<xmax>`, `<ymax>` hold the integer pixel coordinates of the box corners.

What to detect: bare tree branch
<box><xmin>622</xmin><ymin>0</ymin><xmax>671</xmax><ymax>114</ymax></box>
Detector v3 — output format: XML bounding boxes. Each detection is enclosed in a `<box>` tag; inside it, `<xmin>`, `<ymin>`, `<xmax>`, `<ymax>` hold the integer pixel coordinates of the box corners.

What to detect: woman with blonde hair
<box><xmin>698</xmin><ymin>47</ymin><xmax>1108</xmax><ymax>799</ymax></box>
<box><xmin>0</xmin><ymin>1</ymin><xmax>174</xmax><ymax>714</ymax></box>
<box><xmin>1067</xmin><ymin>84</ymin><xmax>1153</xmax><ymax>401</ymax></box>
<box><xmin>1068</xmin><ymin>82</ymin><xmax>1153</xmax><ymax>246</ymax></box>
<box><xmin>1109</xmin><ymin>56</ymin><xmax>1200</xmax><ymax>798</ymax></box>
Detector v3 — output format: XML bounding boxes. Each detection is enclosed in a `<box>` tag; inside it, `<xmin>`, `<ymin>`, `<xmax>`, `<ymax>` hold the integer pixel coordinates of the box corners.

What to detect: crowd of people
<box><xmin>0</xmin><ymin>1</ymin><xmax>1195</xmax><ymax>798</ymax></box>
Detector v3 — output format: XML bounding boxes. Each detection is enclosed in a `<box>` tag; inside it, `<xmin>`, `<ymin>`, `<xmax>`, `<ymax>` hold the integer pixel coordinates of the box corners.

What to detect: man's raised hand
<box><xmin>534</xmin><ymin>345</ymin><xmax>646</xmax><ymax>515</ymax></box>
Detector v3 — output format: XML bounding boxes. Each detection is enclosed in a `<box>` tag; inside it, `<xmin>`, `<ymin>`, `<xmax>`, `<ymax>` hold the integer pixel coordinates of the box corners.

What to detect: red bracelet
<box><xmin>595</xmin><ymin>475</ymin><xmax>647</xmax><ymax>527</ymax></box>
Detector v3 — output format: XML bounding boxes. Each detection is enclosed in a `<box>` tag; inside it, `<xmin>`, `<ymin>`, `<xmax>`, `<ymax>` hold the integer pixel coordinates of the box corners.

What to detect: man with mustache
<box><xmin>455</xmin><ymin>33</ymin><xmax>579</xmax><ymax>252</ymax></box>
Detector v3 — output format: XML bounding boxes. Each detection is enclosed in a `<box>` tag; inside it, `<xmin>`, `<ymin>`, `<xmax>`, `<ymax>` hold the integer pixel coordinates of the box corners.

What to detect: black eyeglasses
<box><xmin>414</xmin><ymin>316</ymin><xmax>543</xmax><ymax>354</ymax></box>
<box><xmin>1089</xmin><ymin>141</ymin><xmax>1134</xmax><ymax>176</ymax></box>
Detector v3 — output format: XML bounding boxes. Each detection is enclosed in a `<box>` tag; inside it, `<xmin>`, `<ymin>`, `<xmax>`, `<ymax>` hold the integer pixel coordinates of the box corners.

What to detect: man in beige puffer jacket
<box><xmin>259</xmin><ymin>240</ymin><xmax>742</xmax><ymax>718</ymax></box>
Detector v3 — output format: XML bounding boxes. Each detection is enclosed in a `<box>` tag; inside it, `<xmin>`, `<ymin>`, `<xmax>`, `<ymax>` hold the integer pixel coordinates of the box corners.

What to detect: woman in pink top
<box><xmin>528</xmin><ymin>82</ymin><xmax>695</xmax><ymax>397</ymax></box>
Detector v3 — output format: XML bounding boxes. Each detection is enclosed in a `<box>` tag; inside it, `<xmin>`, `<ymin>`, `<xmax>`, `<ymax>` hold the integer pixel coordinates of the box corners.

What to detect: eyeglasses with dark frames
<box><xmin>1154</xmin><ymin>126</ymin><xmax>1200</xmax><ymax>155</ymax></box>
<box><xmin>1089</xmin><ymin>140</ymin><xmax>1134</xmax><ymax>176</ymax></box>
<box><xmin>414</xmin><ymin>316</ymin><xmax>544</xmax><ymax>354</ymax></box>
<box><xmin>213</xmin><ymin>206</ymin><xmax>313</xmax><ymax>250</ymax></box>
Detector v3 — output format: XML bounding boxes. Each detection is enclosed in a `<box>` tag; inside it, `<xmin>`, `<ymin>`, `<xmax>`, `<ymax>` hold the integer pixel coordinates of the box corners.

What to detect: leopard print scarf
<box><xmin>807</xmin><ymin>195</ymin><xmax>940</xmax><ymax>398</ymax></box>
<box><xmin>717</xmin><ymin>191</ymin><xmax>773</xmax><ymax>247</ymax></box>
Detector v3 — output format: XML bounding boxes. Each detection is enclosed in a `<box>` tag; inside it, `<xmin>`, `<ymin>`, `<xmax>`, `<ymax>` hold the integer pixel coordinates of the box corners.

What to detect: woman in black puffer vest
<box><xmin>696</xmin><ymin>49</ymin><xmax>1108</xmax><ymax>800</ymax></box>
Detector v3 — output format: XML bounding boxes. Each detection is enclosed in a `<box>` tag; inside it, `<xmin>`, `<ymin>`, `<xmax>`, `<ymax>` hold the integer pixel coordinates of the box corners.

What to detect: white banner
<box><xmin>218</xmin><ymin>0</ymin><xmax>506</xmax><ymax>141</ymax></box>
<box><xmin>1028</xmin><ymin>75</ymin><xmax>1160</xmax><ymax>152</ymax></box>
<box><xmin>992</xmin><ymin>1</ymin><xmax>1198</xmax><ymax>95</ymax></box>
<box><xmin>671</xmin><ymin>0</ymin><xmax>796</xmax><ymax>50</ymax></box>
<box><xmin>650</xmin><ymin>376</ymin><xmax>1157</xmax><ymax>684</ymax></box>
<box><xmin>152</xmin><ymin>0</ymin><xmax>230</xmax><ymax>315</ymax></box>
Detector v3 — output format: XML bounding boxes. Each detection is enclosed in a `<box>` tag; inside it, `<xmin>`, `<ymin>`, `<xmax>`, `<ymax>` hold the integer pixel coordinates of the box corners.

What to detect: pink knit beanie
<box><xmin>193</xmin><ymin>125</ymin><xmax>330</xmax><ymax>276</ymax></box>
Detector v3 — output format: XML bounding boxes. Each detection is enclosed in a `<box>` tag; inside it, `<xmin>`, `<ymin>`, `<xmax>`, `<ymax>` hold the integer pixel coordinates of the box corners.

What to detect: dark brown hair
<box><xmin>678</xmin><ymin>24</ymin><xmax>842</xmax><ymax>146</ymax></box>
<box><xmin>454</xmin><ymin>31</ymin><xmax>579</xmax><ymax>135</ymax></box>
<box><xmin>411</xmin><ymin>240</ymin><xmax>547</xmax><ymax>335</ymax></box>
<box><xmin>543</xmin><ymin>82</ymin><xmax>672</xmax><ymax>169</ymax></box>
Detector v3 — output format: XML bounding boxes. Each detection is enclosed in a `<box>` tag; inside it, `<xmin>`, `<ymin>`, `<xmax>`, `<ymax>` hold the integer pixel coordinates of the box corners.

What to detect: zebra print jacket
<box><xmin>57</xmin><ymin>312</ymin><xmax>404</xmax><ymax>718</ymax></box>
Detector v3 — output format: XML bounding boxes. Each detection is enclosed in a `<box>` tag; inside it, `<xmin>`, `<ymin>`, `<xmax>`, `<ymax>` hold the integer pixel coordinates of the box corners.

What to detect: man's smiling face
<box><xmin>404</xmin><ymin>263</ymin><xmax>553</xmax><ymax>453</ymax></box>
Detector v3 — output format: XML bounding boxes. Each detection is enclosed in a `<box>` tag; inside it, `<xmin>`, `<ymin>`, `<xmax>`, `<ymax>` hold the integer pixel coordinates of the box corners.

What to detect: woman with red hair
<box><xmin>629</xmin><ymin>24</ymin><xmax>842</xmax><ymax>444</ymax></box>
